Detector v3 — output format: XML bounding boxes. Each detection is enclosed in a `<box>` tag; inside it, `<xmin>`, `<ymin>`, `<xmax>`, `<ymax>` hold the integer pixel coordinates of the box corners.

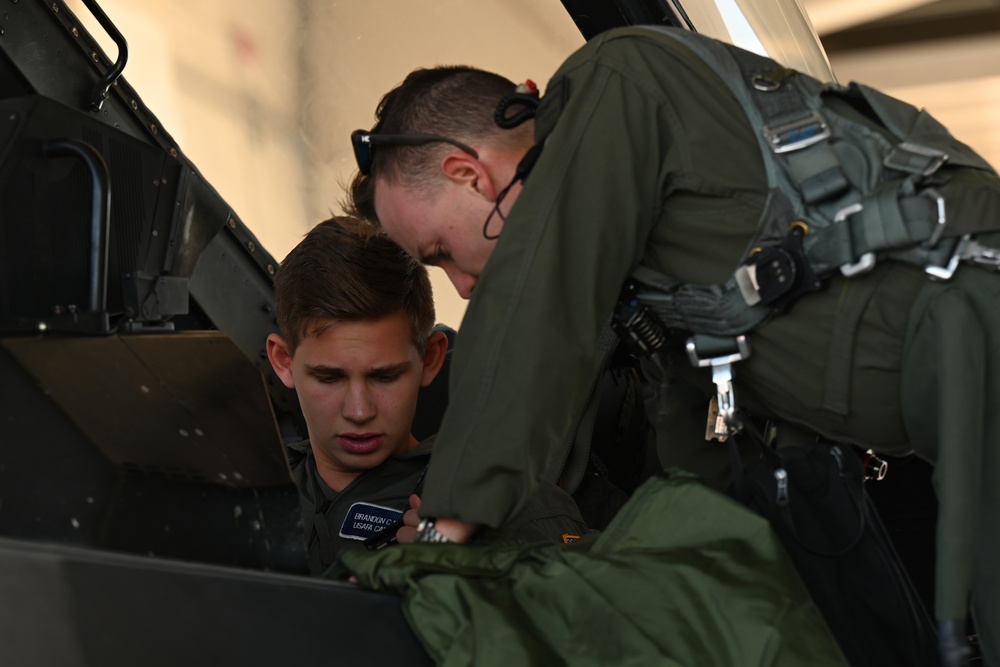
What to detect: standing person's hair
<box><xmin>273</xmin><ymin>216</ymin><xmax>434</xmax><ymax>353</ymax></box>
<box><xmin>345</xmin><ymin>66</ymin><xmax>532</xmax><ymax>222</ymax></box>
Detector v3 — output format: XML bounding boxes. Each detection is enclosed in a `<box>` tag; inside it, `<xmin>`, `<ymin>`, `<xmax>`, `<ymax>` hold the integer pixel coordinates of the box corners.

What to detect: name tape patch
<box><xmin>339</xmin><ymin>501</ymin><xmax>403</xmax><ymax>541</ymax></box>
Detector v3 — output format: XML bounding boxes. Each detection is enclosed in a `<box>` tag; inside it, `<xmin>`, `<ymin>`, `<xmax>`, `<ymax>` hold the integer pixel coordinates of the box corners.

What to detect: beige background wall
<box><xmin>69</xmin><ymin>0</ymin><xmax>1000</xmax><ymax>329</ymax></box>
<box><xmin>70</xmin><ymin>0</ymin><xmax>585</xmax><ymax>330</ymax></box>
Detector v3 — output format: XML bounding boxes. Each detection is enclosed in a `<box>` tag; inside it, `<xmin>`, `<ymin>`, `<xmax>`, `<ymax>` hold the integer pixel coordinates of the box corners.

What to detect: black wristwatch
<box><xmin>415</xmin><ymin>518</ymin><xmax>452</xmax><ymax>544</ymax></box>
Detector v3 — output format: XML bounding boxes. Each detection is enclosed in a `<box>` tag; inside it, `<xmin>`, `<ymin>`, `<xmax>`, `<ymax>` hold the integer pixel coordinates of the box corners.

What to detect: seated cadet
<box><xmin>266</xmin><ymin>216</ymin><xmax>590</xmax><ymax>574</ymax></box>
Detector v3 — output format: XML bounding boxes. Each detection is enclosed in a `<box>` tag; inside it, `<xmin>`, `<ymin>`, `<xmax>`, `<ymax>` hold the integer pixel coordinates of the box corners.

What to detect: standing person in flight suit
<box><xmin>345</xmin><ymin>26</ymin><xmax>1000</xmax><ymax>665</ymax></box>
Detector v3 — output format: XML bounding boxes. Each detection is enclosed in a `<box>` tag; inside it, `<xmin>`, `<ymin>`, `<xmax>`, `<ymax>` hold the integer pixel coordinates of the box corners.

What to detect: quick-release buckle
<box><xmin>686</xmin><ymin>335</ymin><xmax>751</xmax><ymax>429</ymax></box>
<box><xmin>763</xmin><ymin>110</ymin><xmax>831</xmax><ymax>154</ymax></box>
<box><xmin>883</xmin><ymin>142</ymin><xmax>949</xmax><ymax>177</ymax></box>
<box><xmin>834</xmin><ymin>202</ymin><xmax>876</xmax><ymax>277</ymax></box>
<box><xmin>920</xmin><ymin>187</ymin><xmax>948</xmax><ymax>248</ymax></box>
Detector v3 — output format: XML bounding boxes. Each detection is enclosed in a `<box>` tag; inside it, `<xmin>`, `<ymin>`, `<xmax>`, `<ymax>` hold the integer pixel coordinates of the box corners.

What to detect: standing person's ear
<box><xmin>441</xmin><ymin>152</ymin><xmax>499</xmax><ymax>202</ymax></box>
<box><xmin>419</xmin><ymin>330</ymin><xmax>449</xmax><ymax>386</ymax></box>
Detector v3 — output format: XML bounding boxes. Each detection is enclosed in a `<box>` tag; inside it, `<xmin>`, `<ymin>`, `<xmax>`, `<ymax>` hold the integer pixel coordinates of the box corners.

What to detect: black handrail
<box><xmin>80</xmin><ymin>0</ymin><xmax>130</xmax><ymax>111</ymax></box>
<box><xmin>41</xmin><ymin>139</ymin><xmax>111</xmax><ymax>315</ymax></box>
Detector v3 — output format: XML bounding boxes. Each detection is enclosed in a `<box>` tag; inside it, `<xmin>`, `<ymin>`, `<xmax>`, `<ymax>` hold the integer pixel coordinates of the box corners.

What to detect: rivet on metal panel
<box><xmin>90</xmin><ymin>51</ymin><xmax>99</xmax><ymax>63</ymax></box>
<box><xmin>227</xmin><ymin>218</ymin><xmax>237</xmax><ymax>229</ymax></box>
<box><xmin>130</xmin><ymin>99</ymin><xmax>137</xmax><ymax>110</ymax></box>
<box><xmin>71</xmin><ymin>26</ymin><xmax>78</xmax><ymax>37</ymax></box>
<box><xmin>150</xmin><ymin>123</ymin><xmax>157</xmax><ymax>135</ymax></box>
<box><xmin>169</xmin><ymin>147</ymin><xmax>177</xmax><ymax>157</ymax></box>
<box><xmin>247</xmin><ymin>241</ymin><xmax>256</xmax><ymax>252</ymax></box>
<box><xmin>50</xmin><ymin>3</ymin><xmax>58</xmax><ymax>12</ymax></box>
<box><xmin>266</xmin><ymin>264</ymin><xmax>275</xmax><ymax>275</ymax></box>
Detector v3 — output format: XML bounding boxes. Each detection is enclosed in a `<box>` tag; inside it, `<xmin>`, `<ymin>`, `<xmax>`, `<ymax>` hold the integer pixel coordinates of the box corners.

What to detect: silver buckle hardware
<box><xmin>763</xmin><ymin>111</ymin><xmax>831</xmax><ymax>154</ymax></box>
<box><xmin>834</xmin><ymin>202</ymin><xmax>876</xmax><ymax>277</ymax></box>
<box><xmin>883</xmin><ymin>142</ymin><xmax>949</xmax><ymax>177</ymax></box>
<box><xmin>925</xmin><ymin>234</ymin><xmax>970</xmax><ymax>281</ymax></box>
<box><xmin>774</xmin><ymin>468</ymin><xmax>790</xmax><ymax>506</ymax></box>
<box><xmin>734</xmin><ymin>263</ymin><xmax>763</xmax><ymax>307</ymax></box>
<box><xmin>686</xmin><ymin>335</ymin><xmax>751</xmax><ymax>429</ymax></box>
<box><xmin>920</xmin><ymin>188</ymin><xmax>948</xmax><ymax>248</ymax></box>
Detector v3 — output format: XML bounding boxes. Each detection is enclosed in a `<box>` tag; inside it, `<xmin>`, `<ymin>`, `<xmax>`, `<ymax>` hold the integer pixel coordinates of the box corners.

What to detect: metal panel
<box><xmin>0</xmin><ymin>536</ymin><xmax>431</xmax><ymax>667</ymax></box>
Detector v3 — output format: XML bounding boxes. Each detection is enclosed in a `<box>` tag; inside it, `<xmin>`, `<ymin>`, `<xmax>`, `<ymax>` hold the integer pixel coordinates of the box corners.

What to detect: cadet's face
<box><xmin>284</xmin><ymin>314</ymin><xmax>427</xmax><ymax>478</ymax></box>
<box><xmin>374</xmin><ymin>178</ymin><xmax>498</xmax><ymax>299</ymax></box>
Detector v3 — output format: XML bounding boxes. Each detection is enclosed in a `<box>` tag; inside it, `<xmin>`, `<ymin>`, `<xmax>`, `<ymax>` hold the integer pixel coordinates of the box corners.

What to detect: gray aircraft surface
<box><xmin>0</xmin><ymin>0</ymin><xmax>947</xmax><ymax>665</ymax></box>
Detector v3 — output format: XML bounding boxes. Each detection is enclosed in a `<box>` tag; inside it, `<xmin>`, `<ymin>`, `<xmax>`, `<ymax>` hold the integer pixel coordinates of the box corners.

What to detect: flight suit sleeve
<box><xmin>419</xmin><ymin>36</ymin><xmax>691</xmax><ymax>528</ymax></box>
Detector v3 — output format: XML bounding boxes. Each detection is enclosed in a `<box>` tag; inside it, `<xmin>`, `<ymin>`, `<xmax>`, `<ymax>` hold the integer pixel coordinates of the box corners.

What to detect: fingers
<box><xmin>397</xmin><ymin>502</ymin><xmax>422</xmax><ymax>544</ymax></box>
<box><xmin>396</xmin><ymin>525</ymin><xmax>418</xmax><ymax>543</ymax></box>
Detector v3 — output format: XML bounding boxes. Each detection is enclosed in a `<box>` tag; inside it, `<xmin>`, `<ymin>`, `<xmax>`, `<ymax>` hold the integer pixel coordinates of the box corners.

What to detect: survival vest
<box><xmin>622</xmin><ymin>27</ymin><xmax>1000</xmax><ymax>342</ymax></box>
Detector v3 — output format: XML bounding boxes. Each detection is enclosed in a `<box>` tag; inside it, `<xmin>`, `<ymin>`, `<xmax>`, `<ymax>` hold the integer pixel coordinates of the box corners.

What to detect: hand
<box><xmin>395</xmin><ymin>493</ymin><xmax>422</xmax><ymax>544</ymax></box>
<box><xmin>394</xmin><ymin>493</ymin><xmax>479</xmax><ymax>544</ymax></box>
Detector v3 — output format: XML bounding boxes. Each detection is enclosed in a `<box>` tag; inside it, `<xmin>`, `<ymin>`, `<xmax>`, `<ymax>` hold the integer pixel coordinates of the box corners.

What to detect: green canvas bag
<box><xmin>342</xmin><ymin>470</ymin><xmax>847</xmax><ymax>667</ymax></box>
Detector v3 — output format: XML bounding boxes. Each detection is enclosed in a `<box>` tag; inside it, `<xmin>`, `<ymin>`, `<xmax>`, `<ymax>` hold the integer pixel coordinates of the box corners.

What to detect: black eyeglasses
<box><xmin>351</xmin><ymin>129</ymin><xmax>479</xmax><ymax>176</ymax></box>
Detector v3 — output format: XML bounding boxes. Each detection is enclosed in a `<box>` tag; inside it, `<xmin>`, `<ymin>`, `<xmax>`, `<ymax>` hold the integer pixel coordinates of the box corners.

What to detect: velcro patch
<box><xmin>339</xmin><ymin>502</ymin><xmax>403</xmax><ymax>541</ymax></box>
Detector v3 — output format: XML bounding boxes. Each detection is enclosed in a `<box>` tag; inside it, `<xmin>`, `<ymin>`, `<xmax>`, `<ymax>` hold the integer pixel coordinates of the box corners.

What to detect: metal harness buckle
<box><xmin>926</xmin><ymin>234</ymin><xmax>1000</xmax><ymax>281</ymax></box>
<box><xmin>763</xmin><ymin>110</ymin><xmax>831</xmax><ymax>154</ymax></box>
<box><xmin>921</xmin><ymin>188</ymin><xmax>948</xmax><ymax>248</ymax></box>
<box><xmin>883</xmin><ymin>142</ymin><xmax>949</xmax><ymax>177</ymax></box>
<box><xmin>926</xmin><ymin>235</ymin><xmax>970</xmax><ymax>281</ymax></box>
<box><xmin>686</xmin><ymin>335</ymin><xmax>751</xmax><ymax>432</ymax></box>
<box><xmin>834</xmin><ymin>202</ymin><xmax>876</xmax><ymax>277</ymax></box>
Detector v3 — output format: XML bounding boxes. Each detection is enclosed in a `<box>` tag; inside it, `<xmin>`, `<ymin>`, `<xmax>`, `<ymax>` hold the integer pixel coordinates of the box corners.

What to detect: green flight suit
<box><xmin>418</xmin><ymin>26</ymin><xmax>1000</xmax><ymax>661</ymax></box>
<box><xmin>288</xmin><ymin>438</ymin><xmax>432</xmax><ymax>575</ymax></box>
<box><xmin>290</xmin><ymin>437</ymin><xmax>591</xmax><ymax>575</ymax></box>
